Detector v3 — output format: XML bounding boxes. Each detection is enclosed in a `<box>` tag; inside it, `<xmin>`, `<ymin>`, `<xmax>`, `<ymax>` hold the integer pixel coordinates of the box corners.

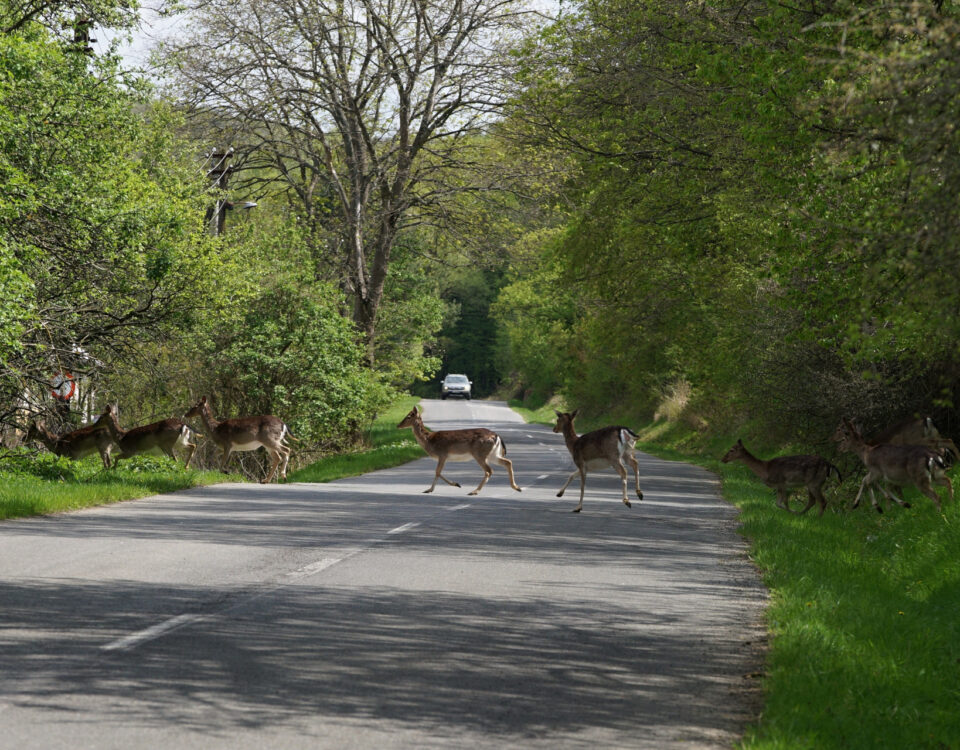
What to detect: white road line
<box><xmin>537</xmin><ymin>474</ymin><xmax>549</xmax><ymax>480</ymax></box>
<box><xmin>286</xmin><ymin>557</ymin><xmax>343</xmax><ymax>580</ymax></box>
<box><xmin>101</xmin><ymin>613</ymin><xmax>205</xmax><ymax>652</ymax></box>
<box><xmin>447</xmin><ymin>504</ymin><xmax>471</xmax><ymax>511</ymax></box>
<box><xmin>387</xmin><ymin>521</ymin><xmax>421</xmax><ymax>535</ymax></box>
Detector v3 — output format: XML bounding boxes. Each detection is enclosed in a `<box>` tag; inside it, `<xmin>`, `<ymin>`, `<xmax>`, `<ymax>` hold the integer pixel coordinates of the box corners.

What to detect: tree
<box><xmin>161</xmin><ymin>0</ymin><xmax>535</xmax><ymax>360</ymax></box>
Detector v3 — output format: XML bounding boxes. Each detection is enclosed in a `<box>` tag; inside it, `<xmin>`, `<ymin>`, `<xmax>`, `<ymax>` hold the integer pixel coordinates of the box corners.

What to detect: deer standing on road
<box><xmin>834</xmin><ymin>417</ymin><xmax>953</xmax><ymax>513</ymax></box>
<box><xmin>552</xmin><ymin>410</ymin><xmax>643</xmax><ymax>513</ymax></box>
<box><xmin>25</xmin><ymin>407</ymin><xmax>118</xmax><ymax>468</ymax></box>
<box><xmin>102</xmin><ymin>404</ymin><xmax>199</xmax><ymax>468</ymax></box>
<box><xmin>184</xmin><ymin>396</ymin><xmax>293</xmax><ymax>483</ymax></box>
<box><xmin>720</xmin><ymin>439</ymin><xmax>841</xmax><ymax>516</ymax></box>
<box><xmin>397</xmin><ymin>406</ymin><xmax>521</xmax><ymax>495</ymax></box>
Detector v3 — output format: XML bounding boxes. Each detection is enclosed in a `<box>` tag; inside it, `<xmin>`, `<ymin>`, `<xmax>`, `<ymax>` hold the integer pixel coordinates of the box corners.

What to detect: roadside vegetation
<box><xmin>0</xmin><ymin>453</ymin><xmax>232</xmax><ymax>521</ymax></box>
<box><xmin>287</xmin><ymin>397</ymin><xmax>424</xmax><ymax>483</ymax></box>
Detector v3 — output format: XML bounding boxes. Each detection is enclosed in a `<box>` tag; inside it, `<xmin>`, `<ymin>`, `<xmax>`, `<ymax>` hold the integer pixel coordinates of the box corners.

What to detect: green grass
<box><xmin>507</xmin><ymin>397</ymin><xmax>564</xmax><ymax>426</ymax></box>
<box><xmin>0</xmin><ymin>452</ymin><xmax>229</xmax><ymax>520</ymax></box>
<box><xmin>634</xmin><ymin>421</ymin><xmax>960</xmax><ymax>750</ymax></box>
<box><xmin>287</xmin><ymin>396</ymin><xmax>425</xmax><ymax>483</ymax></box>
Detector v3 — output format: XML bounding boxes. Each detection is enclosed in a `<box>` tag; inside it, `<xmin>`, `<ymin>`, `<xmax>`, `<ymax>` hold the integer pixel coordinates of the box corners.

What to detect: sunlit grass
<box><xmin>635</xmin><ymin>427</ymin><xmax>960</xmax><ymax>750</ymax></box>
<box><xmin>0</xmin><ymin>453</ymin><xmax>229</xmax><ymax>520</ymax></box>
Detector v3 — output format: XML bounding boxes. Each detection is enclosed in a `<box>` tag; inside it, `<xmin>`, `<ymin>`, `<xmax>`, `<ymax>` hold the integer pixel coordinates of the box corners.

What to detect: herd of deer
<box><xmin>396</xmin><ymin>407</ymin><xmax>959</xmax><ymax>516</ymax></box>
<box><xmin>23</xmin><ymin>398</ymin><xmax>959</xmax><ymax>516</ymax></box>
<box><xmin>722</xmin><ymin>416</ymin><xmax>959</xmax><ymax>516</ymax></box>
<box><xmin>25</xmin><ymin>396</ymin><xmax>295</xmax><ymax>484</ymax></box>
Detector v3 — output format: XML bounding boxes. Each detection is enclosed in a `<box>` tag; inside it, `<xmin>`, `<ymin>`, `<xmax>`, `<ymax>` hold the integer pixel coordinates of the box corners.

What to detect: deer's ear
<box><xmin>571</xmin><ymin>409</ymin><xmax>580</xmax><ymax>419</ymax></box>
<box><xmin>554</xmin><ymin>410</ymin><xmax>562</xmax><ymax>418</ymax></box>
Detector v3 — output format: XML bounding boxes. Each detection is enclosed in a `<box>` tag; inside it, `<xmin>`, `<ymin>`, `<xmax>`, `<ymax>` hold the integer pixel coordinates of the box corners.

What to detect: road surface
<box><xmin>0</xmin><ymin>399</ymin><xmax>766</xmax><ymax>749</ymax></box>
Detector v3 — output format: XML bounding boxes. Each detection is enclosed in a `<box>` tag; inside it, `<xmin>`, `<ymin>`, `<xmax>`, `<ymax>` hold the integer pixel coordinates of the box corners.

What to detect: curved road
<box><xmin>0</xmin><ymin>399</ymin><xmax>766</xmax><ymax>749</ymax></box>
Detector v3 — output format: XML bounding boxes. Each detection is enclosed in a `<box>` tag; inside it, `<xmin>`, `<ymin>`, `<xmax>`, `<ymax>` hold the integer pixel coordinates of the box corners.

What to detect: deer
<box><xmin>397</xmin><ymin>406</ymin><xmax>522</xmax><ymax>495</ymax></box>
<box><xmin>25</xmin><ymin>406</ymin><xmax>118</xmax><ymax>468</ymax></box>
<box><xmin>720</xmin><ymin>439</ymin><xmax>841</xmax><ymax>516</ymax></box>
<box><xmin>552</xmin><ymin>410</ymin><xmax>643</xmax><ymax>513</ymax></box>
<box><xmin>101</xmin><ymin>404</ymin><xmax>199</xmax><ymax>468</ymax></box>
<box><xmin>867</xmin><ymin>415</ymin><xmax>959</xmax><ymax>462</ymax></box>
<box><xmin>183</xmin><ymin>396</ymin><xmax>293</xmax><ymax>483</ymax></box>
<box><xmin>834</xmin><ymin>417</ymin><xmax>953</xmax><ymax>513</ymax></box>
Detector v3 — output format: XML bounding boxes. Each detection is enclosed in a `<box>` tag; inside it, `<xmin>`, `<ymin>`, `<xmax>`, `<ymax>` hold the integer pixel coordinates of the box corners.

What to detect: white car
<box><xmin>441</xmin><ymin>374</ymin><xmax>472</xmax><ymax>400</ymax></box>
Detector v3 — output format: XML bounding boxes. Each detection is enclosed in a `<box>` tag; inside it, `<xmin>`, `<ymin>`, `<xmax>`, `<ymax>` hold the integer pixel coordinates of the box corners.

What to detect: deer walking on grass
<box><xmin>102</xmin><ymin>404</ymin><xmax>199</xmax><ymax>468</ymax></box>
<box><xmin>184</xmin><ymin>396</ymin><xmax>293</xmax><ymax>483</ymax></box>
<box><xmin>397</xmin><ymin>406</ymin><xmax>521</xmax><ymax>495</ymax></box>
<box><xmin>26</xmin><ymin>407</ymin><xmax>118</xmax><ymax>468</ymax></box>
<box><xmin>867</xmin><ymin>415</ymin><xmax>959</xmax><ymax>463</ymax></box>
<box><xmin>834</xmin><ymin>417</ymin><xmax>953</xmax><ymax>513</ymax></box>
<box><xmin>552</xmin><ymin>410</ymin><xmax>643</xmax><ymax>513</ymax></box>
<box><xmin>721</xmin><ymin>439</ymin><xmax>841</xmax><ymax>516</ymax></box>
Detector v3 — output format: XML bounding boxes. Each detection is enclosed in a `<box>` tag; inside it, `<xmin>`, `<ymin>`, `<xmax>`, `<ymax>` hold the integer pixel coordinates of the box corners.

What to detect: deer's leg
<box><xmin>796</xmin><ymin>489</ymin><xmax>817</xmax><ymax>515</ymax></box>
<box><xmin>612</xmin><ymin>460</ymin><xmax>632</xmax><ymax>508</ymax></box>
<box><xmin>426</xmin><ymin>456</ymin><xmax>458</xmax><ymax>492</ymax></box>
<box><xmin>468</xmin><ymin>458</ymin><xmax>493</xmax><ymax>495</ymax></box>
<box><xmin>99</xmin><ymin>446</ymin><xmax>112</xmax><ymax>469</ymax></box>
<box><xmin>557</xmin><ymin>470</ymin><xmax>578</xmax><ymax>497</ymax></box>
<box><xmin>876</xmin><ymin>482</ymin><xmax>910</xmax><ymax>509</ymax></box>
<box><xmin>182</xmin><ymin>441</ymin><xmax>196</xmax><ymax>469</ymax></box>
<box><xmin>572</xmin><ymin>466</ymin><xmax>586</xmax><ymax>513</ymax></box>
<box><xmin>934</xmin><ymin>474</ymin><xmax>953</xmax><ymax>502</ymax></box>
<box><xmin>262</xmin><ymin>448</ymin><xmax>282</xmax><ymax>484</ymax></box>
<box><xmin>815</xmin><ymin>486</ymin><xmax>828</xmax><ymax>516</ymax></box>
<box><xmin>625</xmin><ymin>452</ymin><xmax>643</xmax><ymax>500</ymax></box>
<box><xmin>853</xmin><ymin>474</ymin><xmax>874</xmax><ymax>509</ymax></box>
<box><xmin>775</xmin><ymin>488</ymin><xmax>793</xmax><ymax>513</ymax></box>
<box><xmin>491</xmin><ymin>451</ymin><xmax>521</xmax><ymax>492</ymax></box>
<box><xmin>219</xmin><ymin>446</ymin><xmax>233</xmax><ymax>474</ymax></box>
<box><xmin>279</xmin><ymin>444</ymin><xmax>291</xmax><ymax>479</ymax></box>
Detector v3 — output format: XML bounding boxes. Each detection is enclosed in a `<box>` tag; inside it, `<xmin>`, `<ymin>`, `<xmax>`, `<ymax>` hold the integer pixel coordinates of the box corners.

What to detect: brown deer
<box><xmin>183</xmin><ymin>396</ymin><xmax>293</xmax><ymax>483</ymax></box>
<box><xmin>552</xmin><ymin>410</ymin><xmax>643</xmax><ymax>513</ymax></box>
<box><xmin>868</xmin><ymin>415</ymin><xmax>959</xmax><ymax>462</ymax></box>
<box><xmin>102</xmin><ymin>404</ymin><xmax>199</xmax><ymax>468</ymax></box>
<box><xmin>397</xmin><ymin>406</ymin><xmax>521</xmax><ymax>495</ymax></box>
<box><xmin>834</xmin><ymin>417</ymin><xmax>953</xmax><ymax>513</ymax></box>
<box><xmin>25</xmin><ymin>407</ymin><xmax>118</xmax><ymax>468</ymax></box>
<box><xmin>721</xmin><ymin>439</ymin><xmax>841</xmax><ymax>516</ymax></box>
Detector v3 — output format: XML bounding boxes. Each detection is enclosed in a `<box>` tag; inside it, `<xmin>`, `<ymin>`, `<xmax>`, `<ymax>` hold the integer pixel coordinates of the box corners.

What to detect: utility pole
<box><xmin>70</xmin><ymin>17</ymin><xmax>96</xmax><ymax>55</ymax></box>
<box><xmin>206</xmin><ymin>148</ymin><xmax>233</xmax><ymax>235</ymax></box>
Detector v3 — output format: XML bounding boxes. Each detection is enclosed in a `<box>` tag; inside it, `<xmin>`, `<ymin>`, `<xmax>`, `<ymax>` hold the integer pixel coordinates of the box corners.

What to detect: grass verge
<box><xmin>0</xmin><ymin>453</ymin><xmax>229</xmax><ymax>520</ymax></box>
<box><xmin>634</xmin><ymin>420</ymin><xmax>960</xmax><ymax>750</ymax></box>
<box><xmin>287</xmin><ymin>396</ymin><xmax>424</xmax><ymax>483</ymax></box>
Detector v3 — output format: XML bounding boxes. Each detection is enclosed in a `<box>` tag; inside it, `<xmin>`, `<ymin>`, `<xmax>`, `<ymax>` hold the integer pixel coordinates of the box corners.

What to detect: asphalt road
<box><xmin>0</xmin><ymin>399</ymin><xmax>766</xmax><ymax>749</ymax></box>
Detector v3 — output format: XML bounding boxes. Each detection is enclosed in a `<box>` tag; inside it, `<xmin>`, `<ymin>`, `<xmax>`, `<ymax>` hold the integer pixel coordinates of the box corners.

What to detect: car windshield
<box><xmin>446</xmin><ymin>375</ymin><xmax>468</xmax><ymax>384</ymax></box>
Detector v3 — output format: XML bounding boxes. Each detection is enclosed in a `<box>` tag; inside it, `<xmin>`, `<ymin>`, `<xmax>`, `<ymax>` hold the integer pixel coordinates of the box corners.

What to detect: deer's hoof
<box><xmin>453</xmin><ymin>483</ymin><xmax>461</xmax><ymax>488</ymax></box>
<box><xmin>514</xmin><ymin>486</ymin><xmax>522</xmax><ymax>492</ymax></box>
<box><xmin>556</xmin><ymin>491</ymin><xmax>564</xmax><ymax>498</ymax></box>
<box><xmin>571</xmin><ymin>507</ymin><xmax>581</xmax><ymax>513</ymax></box>
<box><xmin>623</xmin><ymin>499</ymin><xmax>632</xmax><ymax>508</ymax></box>
<box><xmin>422</xmin><ymin>489</ymin><xmax>434</xmax><ymax>494</ymax></box>
<box><xmin>468</xmin><ymin>491</ymin><xmax>479</xmax><ymax>496</ymax></box>
<box><xmin>903</xmin><ymin>502</ymin><xmax>912</xmax><ymax>508</ymax></box>
<box><xmin>636</xmin><ymin>491</ymin><xmax>643</xmax><ymax>500</ymax></box>
<box><xmin>875</xmin><ymin>506</ymin><xmax>883</xmax><ymax>514</ymax></box>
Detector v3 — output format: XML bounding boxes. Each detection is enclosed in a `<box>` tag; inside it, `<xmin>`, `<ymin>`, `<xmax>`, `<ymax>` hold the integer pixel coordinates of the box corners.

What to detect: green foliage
<box><xmin>496</xmin><ymin>0</ymin><xmax>960</xmax><ymax>439</ymax></box>
<box><xmin>201</xmin><ymin>276</ymin><xmax>388</xmax><ymax>451</ymax></box>
<box><xmin>288</xmin><ymin>396</ymin><xmax>423</xmax><ymax>483</ymax></box>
